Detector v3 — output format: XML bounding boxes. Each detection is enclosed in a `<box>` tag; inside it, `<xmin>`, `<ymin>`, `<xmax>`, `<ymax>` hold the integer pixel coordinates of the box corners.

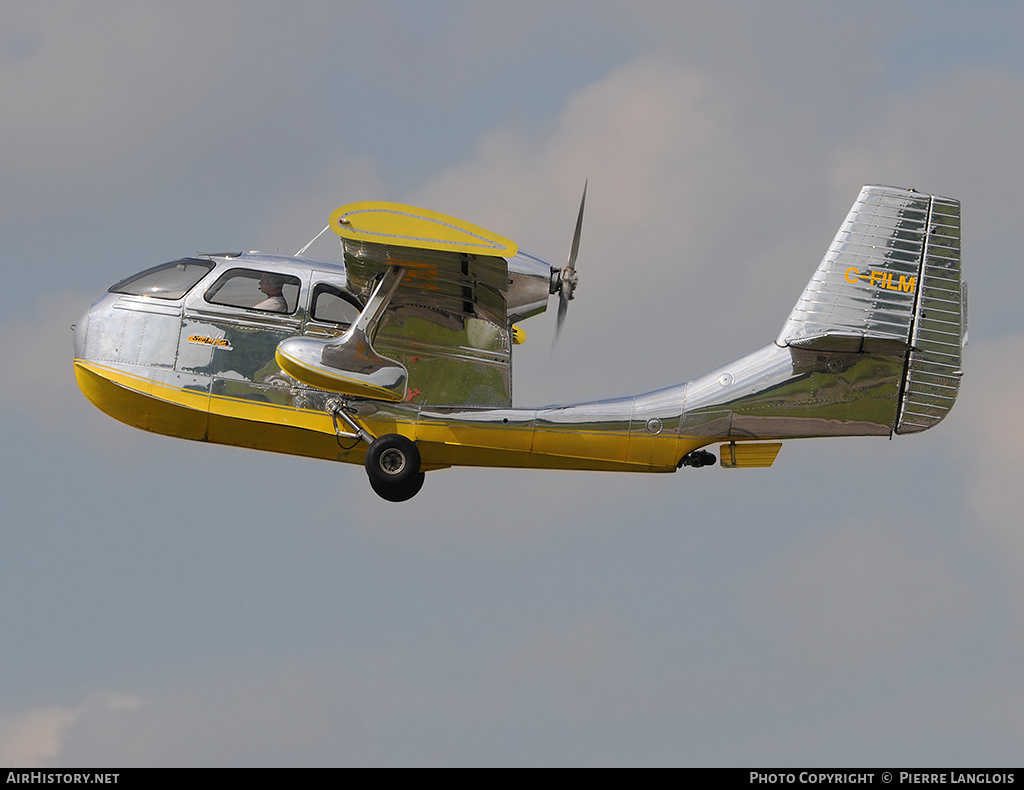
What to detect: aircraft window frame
<box><xmin>203</xmin><ymin>268</ymin><xmax>303</xmax><ymax>315</ymax></box>
<box><xmin>109</xmin><ymin>259</ymin><xmax>215</xmax><ymax>300</ymax></box>
<box><xmin>310</xmin><ymin>283</ymin><xmax>363</xmax><ymax>326</ymax></box>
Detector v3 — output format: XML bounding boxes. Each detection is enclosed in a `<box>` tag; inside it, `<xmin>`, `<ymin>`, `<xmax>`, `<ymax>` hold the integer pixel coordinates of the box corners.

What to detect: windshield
<box><xmin>109</xmin><ymin>258</ymin><xmax>214</xmax><ymax>300</ymax></box>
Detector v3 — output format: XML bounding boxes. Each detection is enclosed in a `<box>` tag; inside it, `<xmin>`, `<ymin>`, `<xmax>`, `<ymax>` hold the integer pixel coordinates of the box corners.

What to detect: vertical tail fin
<box><xmin>777</xmin><ymin>185</ymin><xmax>965</xmax><ymax>433</ymax></box>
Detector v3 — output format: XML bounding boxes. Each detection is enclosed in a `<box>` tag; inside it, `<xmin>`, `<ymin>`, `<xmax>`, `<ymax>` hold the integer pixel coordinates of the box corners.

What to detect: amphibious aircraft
<box><xmin>73</xmin><ymin>185</ymin><xmax>965</xmax><ymax>501</ymax></box>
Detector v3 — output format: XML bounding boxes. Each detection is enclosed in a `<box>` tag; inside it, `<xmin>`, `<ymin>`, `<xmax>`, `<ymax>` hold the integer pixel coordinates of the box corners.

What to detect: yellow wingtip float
<box><xmin>74</xmin><ymin>185</ymin><xmax>965</xmax><ymax>502</ymax></box>
<box><xmin>329</xmin><ymin>201</ymin><xmax>518</xmax><ymax>258</ymax></box>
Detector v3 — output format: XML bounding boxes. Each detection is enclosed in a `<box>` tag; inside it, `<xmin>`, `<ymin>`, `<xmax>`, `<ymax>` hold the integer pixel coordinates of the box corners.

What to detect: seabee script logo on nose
<box><xmin>187</xmin><ymin>334</ymin><xmax>232</xmax><ymax>349</ymax></box>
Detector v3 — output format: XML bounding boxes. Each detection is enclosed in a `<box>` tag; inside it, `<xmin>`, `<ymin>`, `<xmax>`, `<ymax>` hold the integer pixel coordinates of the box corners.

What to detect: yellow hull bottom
<box><xmin>75</xmin><ymin>361</ymin><xmax>703</xmax><ymax>474</ymax></box>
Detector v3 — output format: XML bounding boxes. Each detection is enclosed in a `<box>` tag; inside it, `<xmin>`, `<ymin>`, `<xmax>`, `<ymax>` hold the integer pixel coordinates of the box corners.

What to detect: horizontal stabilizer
<box><xmin>719</xmin><ymin>442</ymin><xmax>782</xmax><ymax>468</ymax></box>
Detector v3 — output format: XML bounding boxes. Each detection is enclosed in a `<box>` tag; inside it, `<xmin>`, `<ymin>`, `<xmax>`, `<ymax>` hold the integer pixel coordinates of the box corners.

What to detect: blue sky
<box><xmin>1</xmin><ymin>1</ymin><xmax>1023</xmax><ymax>766</ymax></box>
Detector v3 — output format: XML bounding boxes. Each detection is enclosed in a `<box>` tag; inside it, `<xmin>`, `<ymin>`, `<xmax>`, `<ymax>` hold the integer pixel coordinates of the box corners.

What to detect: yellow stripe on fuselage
<box><xmin>74</xmin><ymin>360</ymin><xmax>699</xmax><ymax>472</ymax></box>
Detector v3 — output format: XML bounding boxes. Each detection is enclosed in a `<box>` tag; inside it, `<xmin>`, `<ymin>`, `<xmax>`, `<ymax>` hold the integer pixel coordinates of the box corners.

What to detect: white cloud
<box><xmin>43</xmin><ymin>659</ymin><xmax>470</xmax><ymax>766</ymax></box>
<box><xmin>412</xmin><ymin>59</ymin><xmax>714</xmax><ymax>265</ymax></box>
<box><xmin>0</xmin><ymin>694</ymin><xmax>145</xmax><ymax>768</ymax></box>
<box><xmin>0</xmin><ymin>707</ymin><xmax>78</xmax><ymax>768</ymax></box>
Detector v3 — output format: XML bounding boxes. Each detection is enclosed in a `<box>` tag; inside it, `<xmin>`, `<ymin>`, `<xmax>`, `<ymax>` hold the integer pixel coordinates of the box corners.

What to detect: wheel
<box><xmin>364</xmin><ymin>434</ymin><xmax>421</xmax><ymax>487</ymax></box>
<box><xmin>368</xmin><ymin>471</ymin><xmax>425</xmax><ymax>502</ymax></box>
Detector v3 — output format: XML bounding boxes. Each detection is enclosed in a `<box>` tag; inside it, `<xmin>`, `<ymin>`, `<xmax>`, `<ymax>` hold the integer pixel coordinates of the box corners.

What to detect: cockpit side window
<box><xmin>109</xmin><ymin>259</ymin><xmax>214</xmax><ymax>300</ymax></box>
<box><xmin>310</xmin><ymin>284</ymin><xmax>363</xmax><ymax>326</ymax></box>
<box><xmin>204</xmin><ymin>268</ymin><xmax>302</xmax><ymax>314</ymax></box>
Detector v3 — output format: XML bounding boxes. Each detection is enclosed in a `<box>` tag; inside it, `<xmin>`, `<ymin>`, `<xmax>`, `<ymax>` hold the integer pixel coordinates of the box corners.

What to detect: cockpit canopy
<box><xmin>109</xmin><ymin>258</ymin><xmax>214</xmax><ymax>300</ymax></box>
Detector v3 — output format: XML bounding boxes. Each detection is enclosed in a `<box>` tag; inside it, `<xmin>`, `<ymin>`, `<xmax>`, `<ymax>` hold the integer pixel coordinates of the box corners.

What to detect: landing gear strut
<box><xmin>328</xmin><ymin>401</ymin><xmax>426</xmax><ymax>501</ymax></box>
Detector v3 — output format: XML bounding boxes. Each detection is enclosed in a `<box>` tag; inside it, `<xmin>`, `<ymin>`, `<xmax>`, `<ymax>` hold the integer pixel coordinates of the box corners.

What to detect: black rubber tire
<box><xmin>364</xmin><ymin>434</ymin><xmax>421</xmax><ymax>487</ymax></box>
<box><xmin>368</xmin><ymin>471</ymin><xmax>426</xmax><ymax>502</ymax></box>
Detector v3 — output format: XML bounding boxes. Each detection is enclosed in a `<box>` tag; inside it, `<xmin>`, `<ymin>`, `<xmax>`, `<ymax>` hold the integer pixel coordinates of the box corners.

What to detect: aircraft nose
<box><xmin>72</xmin><ymin>306</ymin><xmax>90</xmax><ymax>360</ymax></box>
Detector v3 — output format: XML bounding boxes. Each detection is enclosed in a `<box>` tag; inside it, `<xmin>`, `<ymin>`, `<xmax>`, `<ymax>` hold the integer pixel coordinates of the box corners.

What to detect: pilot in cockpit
<box><xmin>253</xmin><ymin>273</ymin><xmax>288</xmax><ymax>312</ymax></box>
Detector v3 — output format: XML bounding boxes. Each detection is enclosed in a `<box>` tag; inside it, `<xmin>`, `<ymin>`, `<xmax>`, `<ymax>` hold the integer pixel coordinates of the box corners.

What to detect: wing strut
<box><xmin>295</xmin><ymin>224</ymin><xmax>330</xmax><ymax>257</ymax></box>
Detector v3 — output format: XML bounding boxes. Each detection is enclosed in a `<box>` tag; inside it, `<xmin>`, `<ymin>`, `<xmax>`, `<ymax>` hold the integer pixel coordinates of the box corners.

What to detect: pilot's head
<box><xmin>259</xmin><ymin>273</ymin><xmax>286</xmax><ymax>296</ymax></box>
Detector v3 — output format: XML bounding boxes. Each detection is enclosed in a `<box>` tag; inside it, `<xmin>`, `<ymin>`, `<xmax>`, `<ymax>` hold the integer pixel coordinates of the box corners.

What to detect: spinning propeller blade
<box><xmin>553</xmin><ymin>181</ymin><xmax>587</xmax><ymax>347</ymax></box>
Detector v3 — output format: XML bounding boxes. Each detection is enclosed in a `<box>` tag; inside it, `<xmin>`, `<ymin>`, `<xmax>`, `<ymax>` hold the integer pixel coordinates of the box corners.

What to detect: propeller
<box><xmin>551</xmin><ymin>181</ymin><xmax>587</xmax><ymax>347</ymax></box>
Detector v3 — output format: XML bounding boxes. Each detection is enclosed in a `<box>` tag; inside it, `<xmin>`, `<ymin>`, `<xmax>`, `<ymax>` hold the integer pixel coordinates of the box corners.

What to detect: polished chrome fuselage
<box><xmin>73</xmin><ymin>186</ymin><xmax>965</xmax><ymax>475</ymax></box>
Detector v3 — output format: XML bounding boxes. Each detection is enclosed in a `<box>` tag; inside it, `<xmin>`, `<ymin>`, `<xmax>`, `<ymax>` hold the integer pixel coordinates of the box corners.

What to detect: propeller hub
<box><xmin>560</xmin><ymin>267</ymin><xmax>578</xmax><ymax>302</ymax></box>
<box><xmin>550</xmin><ymin>266</ymin><xmax>579</xmax><ymax>300</ymax></box>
